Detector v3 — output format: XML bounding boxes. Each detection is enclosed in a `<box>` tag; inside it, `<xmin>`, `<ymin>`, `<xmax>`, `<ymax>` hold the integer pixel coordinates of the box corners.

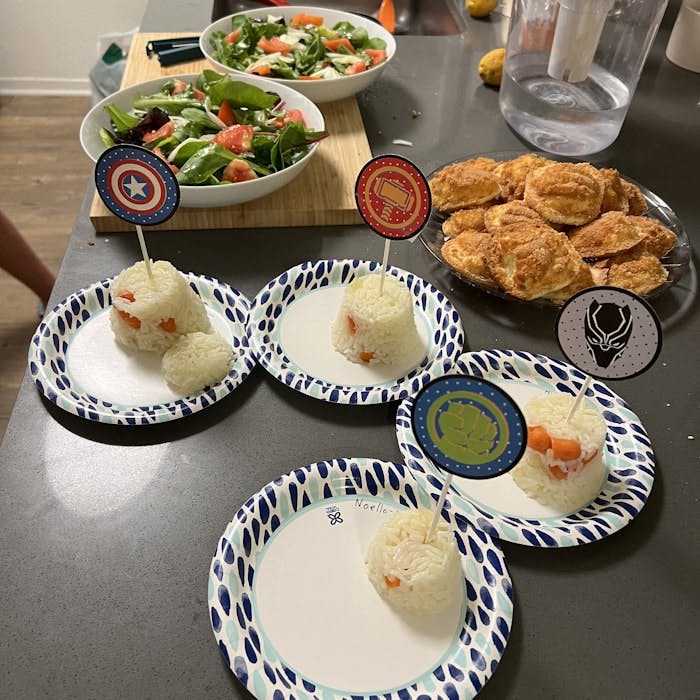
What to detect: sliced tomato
<box><xmin>224</xmin><ymin>28</ymin><xmax>241</xmax><ymax>43</ymax></box>
<box><xmin>249</xmin><ymin>64</ymin><xmax>272</xmax><ymax>76</ymax></box>
<box><xmin>218</xmin><ymin>99</ymin><xmax>236</xmax><ymax>126</ymax></box>
<box><xmin>344</xmin><ymin>61</ymin><xmax>367</xmax><ymax>75</ymax></box>
<box><xmin>222</xmin><ymin>159</ymin><xmax>258</xmax><ymax>183</ymax></box>
<box><xmin>212</xmin><ymin>124</ymin><xmax>255</xmax><ymax>154</ymax></box>
<box><xmin>322</xmin><ymin>37</ymin><xmax>355</xmax><ymax>53</ymax></box>
<box><xmin>284</xmin><ymin>108</ymin><xmax>305</xmax><ymax>126</ymax></box>
<box><xmin>257</xmin><ymin>36</ymin><xmax>293</xmax><ymax>54</ymax></box>
<box><xmin>291</xmin><ymin>13</ymin><xmax>323</xmax><ymax>27</ymax></box>
<box><xmin>152</xmin><ymin>147</ymin><xmax>179</xmax><ymax>173</ymax></box>
<box><xmin>171</xmin><ymin>79</ymin><xmax>188</xmax><ymax>95</ymax></box>
<box><xmin>365</xmin><ymin>48</ymin><xmax>387</xmax><ymax>66</ymax></box>
<box><xmin>172</xmin><ymin>79</ymin><xmax>203</xmax><ymax>100</ymax></box>
<box><xmin>143</xmin><ymin>120</ymin><xmax>174</xmax><ymax>143</ymax></box>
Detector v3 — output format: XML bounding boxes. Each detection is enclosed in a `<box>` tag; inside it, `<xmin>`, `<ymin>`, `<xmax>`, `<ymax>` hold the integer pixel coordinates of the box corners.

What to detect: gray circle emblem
<box><xmin>556</xmin><ymin>287</ymin><xmax>662</xmax><ymax>380</ymax></box>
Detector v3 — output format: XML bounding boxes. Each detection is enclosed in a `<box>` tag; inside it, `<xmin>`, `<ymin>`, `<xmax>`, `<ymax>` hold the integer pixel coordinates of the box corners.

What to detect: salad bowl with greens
<box><xmin>200</xmin><ymin>6</ymin><xmax>396</xmax><ymax>103</ymax></box>
<box><xmin>80</xmin><ymin>70</ymin><xmax>326</xmax><ymax>208</ymax></box>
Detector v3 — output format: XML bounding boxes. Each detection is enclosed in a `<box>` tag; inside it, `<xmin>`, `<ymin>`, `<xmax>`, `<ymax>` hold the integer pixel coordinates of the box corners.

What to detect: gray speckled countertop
<box><xmin>1</xmin><ymin>1</ymin><xmax>698</xmax><ymax>698</ymax></box>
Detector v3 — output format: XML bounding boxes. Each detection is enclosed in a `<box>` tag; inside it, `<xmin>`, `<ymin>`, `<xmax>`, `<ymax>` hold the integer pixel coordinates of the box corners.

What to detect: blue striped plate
<box><xmin>209</xmin><ymin>457</ymin><xmax>513</xmax><ymax>699</ymax></box>
<box><xmin>247</xmin><ymin>259</ymin><xmax>464</xmax><ymax>404</ymax></box>
<box><xmin>396</xmin><ymin>349</ymin><xmax>655</xmax><ymax>547</ymax></box>
<box><xmin>28</xmin><ymin>273</ymin><xmax>256</xmax><ymax>425</ymax></box>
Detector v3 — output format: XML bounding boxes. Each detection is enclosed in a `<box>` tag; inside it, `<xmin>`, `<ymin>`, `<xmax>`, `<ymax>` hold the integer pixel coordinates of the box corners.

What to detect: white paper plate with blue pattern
<box><xmin>396</xmin><ymin>349</ymin><xmax>656</xmax><ymax>547</ymax></box>
<box><xmin>28</xmin><ymin>273</ymin><xmax>256</xmax><ymax>425</ymax></box>
<box><xmin>247</xmin><ymin>259</ymin><xmax>464</xmax><ymax>404</ymax></box>
<box><xmin>208</xmin><ymin>457</ymin><xmax>513</xmax><ymax>699</ymax></box>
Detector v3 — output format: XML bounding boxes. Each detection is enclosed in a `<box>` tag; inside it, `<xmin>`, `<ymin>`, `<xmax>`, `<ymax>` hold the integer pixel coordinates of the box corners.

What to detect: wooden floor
<box><xmin>0</xmin><ymin>95</ymin><xmax>92</xmax><ymax>441</ymax></box>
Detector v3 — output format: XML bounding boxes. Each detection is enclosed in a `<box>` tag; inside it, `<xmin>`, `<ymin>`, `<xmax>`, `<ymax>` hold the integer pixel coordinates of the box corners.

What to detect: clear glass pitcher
<box><xmin>499</xmin><ymin>0</ymin><xmax>669</xmax><ymax>156</ymax></box>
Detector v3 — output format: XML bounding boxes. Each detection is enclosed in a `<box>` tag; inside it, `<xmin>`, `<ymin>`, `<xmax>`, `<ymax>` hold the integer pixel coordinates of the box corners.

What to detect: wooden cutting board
<box><xmin>89</xmin><ymin>32</ymin><xmax>371</xmax><ymax>232</ymax></box>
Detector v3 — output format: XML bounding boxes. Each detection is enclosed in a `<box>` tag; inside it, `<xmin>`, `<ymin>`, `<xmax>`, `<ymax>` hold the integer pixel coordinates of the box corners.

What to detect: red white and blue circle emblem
<box><xmin>95</xmin><ymin>145</ymin><xmax>180</xmax><ymax>225</ymax></box>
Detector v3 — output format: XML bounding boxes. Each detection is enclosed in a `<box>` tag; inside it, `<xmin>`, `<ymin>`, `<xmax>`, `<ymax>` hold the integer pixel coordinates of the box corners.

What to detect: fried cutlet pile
<box><xmin>429</xmin><ymin>155</ymin><xmax>677</xmax><ymax>302</ymax></box>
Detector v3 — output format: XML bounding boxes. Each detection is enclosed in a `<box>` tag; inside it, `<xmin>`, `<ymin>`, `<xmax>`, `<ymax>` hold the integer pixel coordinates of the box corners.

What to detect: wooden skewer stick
<box><xmin>425</xmin><ymin>473</ymin><xmax>453</xmax><ymax>543</ymax></box>
<box><xmin>567</xmin><ymin>375</ymin><xmax>592</xmax><ymax>422</ymax></box>
<box><xmin>135</xmin><ymin>224</ymin><xmax>153</xmax><ymax>279</ymax></box>
<box><xmin>378</xmin><ymin>238</ymin><xmax>391</xmax><ymax>295</ymax></box>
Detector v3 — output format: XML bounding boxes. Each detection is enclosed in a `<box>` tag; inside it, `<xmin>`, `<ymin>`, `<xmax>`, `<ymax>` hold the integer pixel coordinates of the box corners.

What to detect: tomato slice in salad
<box><xmin>224</xmin><ymin>28</ymin><xmax>241</xmax><ymax>43</ymax></box>
<box><xmin>365</xmin><ymin>49</ymin><xmax>387</xmax><ymax>67</ymax></box>
<box><xmin>222</xmin><ymin>159</ymin><xmax>258</xmax><ymax>183</ymax></box>
<box><xmin>142</xmin><ymin>120</ymin><xmax>174</xmax><ymax>143</ymax></box>
<box><xmin>258</xmin><ymin>36</ymin><xmax>293</xmax><ymax>55</ymax></box>
<box><xmin>345</xmin><ymin>61</ymin><xmax>367</xmax><ymax>75</ymax></box>
<box><xmin>291</xmin><ymin>13</ymin><xmax>323</xmax><ymax>27</ymax></box>
<box><xmin>217</xmin><ymin>99</ymin><xmax>236</xmax><ymax>127</ymax></box>
<box><xmin>284</xmin><ymin>109</ymin><xmax>305</xmax><ymax>126</ymax></box>
<box><xmin>322</xmin><ymin>37</ymin><xmax>355</xmax><ymax>53</ymax></box>
<box><xmin>212</xmin><ymin>124</ymin><xmax>254</xmax><ymax>154</ymax></box>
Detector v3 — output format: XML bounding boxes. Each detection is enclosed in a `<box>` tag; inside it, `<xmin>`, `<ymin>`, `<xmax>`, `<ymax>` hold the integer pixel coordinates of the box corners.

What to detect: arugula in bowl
<box><xmin>209</xmin><ymin>12</ymin><xmax>389</xmax><ymax>80</ymax></box>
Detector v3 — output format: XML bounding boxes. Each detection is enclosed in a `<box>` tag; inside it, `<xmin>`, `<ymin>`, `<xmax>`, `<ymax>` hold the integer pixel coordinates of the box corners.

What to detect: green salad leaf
<box><xmin>208</xmin><ymin>13</ymin><xmax>388</xmax><ymax>80</ymax></box>
<box><xmin>99</xmin><ymin>69</ymin><xmax>327</xmax><ymax>187</ymax></box>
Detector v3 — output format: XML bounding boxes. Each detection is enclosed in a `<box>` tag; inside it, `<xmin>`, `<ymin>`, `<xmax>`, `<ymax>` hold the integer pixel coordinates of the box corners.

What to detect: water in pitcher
<box><xmin>499</xmin><ymin>53</ymin><xmax>631</xmax><ymax>156</ymax></box>
<box><xmin>499</xmin><ymin>0</ymin><xmax>668</xmax><ymax>157</ymax></box>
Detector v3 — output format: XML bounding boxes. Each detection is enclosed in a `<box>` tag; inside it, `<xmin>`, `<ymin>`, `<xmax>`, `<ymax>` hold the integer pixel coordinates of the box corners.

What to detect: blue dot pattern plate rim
<box><xmin>246</xmin><ymin>259</ymin><xmax>464</xmax><ymax>404</ymax></box>
<box><xmin>28</xmin><ymin>273</ymin><xmax>257</xmax><ymax>425</ymax></box>
<box><xmin>395</xmin><ymin>349</ymin><xmax>656</xmax><ymax>548</ymax></box>
<box><xmin>208</xmin><ymin>457</ymin><xmax>514</xmax><ymax>699</ymax></box>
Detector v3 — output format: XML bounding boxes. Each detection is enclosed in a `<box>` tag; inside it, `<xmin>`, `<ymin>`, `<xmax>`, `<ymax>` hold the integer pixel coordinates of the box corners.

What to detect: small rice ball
<box><xmin>511</xmin><ymin>392</ymin><xmax>607</xmax><ymax>512</ymax></box>
<box><xmin>161</xmin><ymin>331</ymin><xmax>234</xmax><ymax>395</ymax></box>
<box><xmin>331</xmin><ymin>274</ymin><xmax>422</xmax><ymax>365</ymax></box>
<box><xmin>365</xmin><ymin>508</ymin><xmax>461</xmax><ymax>615</ymax></box>
<box><xmin>110</xmin><ymin>260</ymin><xmax>211</xmax><ymax>353</ymax></box>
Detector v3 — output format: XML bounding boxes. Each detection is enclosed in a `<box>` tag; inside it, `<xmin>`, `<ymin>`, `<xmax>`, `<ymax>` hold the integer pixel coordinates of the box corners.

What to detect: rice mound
<box><xmin>161</xmin><ymin>331</ymin><xmax>234</xmax><ymax>395</ymax></box>
<box><xmin>110</xmin><ymin>260</ymin><xmax>211</xmax><ymax>353</ymax></box>
<box><xmin>511</xmin><ymin>392</ymin><xmax>607</xmax><ymax>512</ymax></box>
<box><xmin>365</xmin><ymin>508</ymin><xmax>460</xmax><ymax>615</ymax></box>
<box><xmin>330</xmin><ymin>274</ymin><xmax>422</xmax><ymax>365</ymax></box>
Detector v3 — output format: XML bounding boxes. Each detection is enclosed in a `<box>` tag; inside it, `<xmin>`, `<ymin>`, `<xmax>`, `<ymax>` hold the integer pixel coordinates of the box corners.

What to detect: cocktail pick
<box><xmin>411</xmin><ymin>374</ymin><xmax>527</xmax><ymax>542</ymax></box>
<box><xmin>94</xmin><ymin>144</ymin><xmax>181</xmax><ymax>277</ymax></box>
<box><xmin>354</xmin><ymin>154</ymin><xmax>431</xmax><ymax>294</ymax></box>
<box><xmin>555</xmin><ymin>286</ymin><xmax>663</xmax><ymax>420</ymax></box>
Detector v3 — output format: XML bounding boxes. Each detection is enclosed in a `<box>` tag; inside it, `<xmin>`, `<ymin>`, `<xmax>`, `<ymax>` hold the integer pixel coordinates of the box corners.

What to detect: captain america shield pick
<box><xmin>95</xmin><ymin>145</ymin><xmax>180</xmax><ymax>225</ymax></box>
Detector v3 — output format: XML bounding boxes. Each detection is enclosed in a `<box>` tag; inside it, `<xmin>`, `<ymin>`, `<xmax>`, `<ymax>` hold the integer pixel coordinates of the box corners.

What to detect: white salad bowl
<box><xmin>199</xmin><ymin>6</ymin><xmax>396</xmax><ymax>104</ymax></box>
<box><xmin>79</xmin><ymin>72</ymin><xmax>325</xmax><ymax>208</ymax></box>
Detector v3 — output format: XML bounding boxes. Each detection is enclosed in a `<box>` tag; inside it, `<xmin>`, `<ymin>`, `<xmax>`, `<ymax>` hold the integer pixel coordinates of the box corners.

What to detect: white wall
<box><xmin>0</xmin><ymin>0</ymin><xmax>148</xmax><ymax>95</ymax></box>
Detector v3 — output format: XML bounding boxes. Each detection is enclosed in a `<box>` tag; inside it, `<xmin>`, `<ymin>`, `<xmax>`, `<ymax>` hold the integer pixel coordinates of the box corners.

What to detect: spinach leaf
<box><xmin>350</xmin><ymin>26</ymin><xmax>369</xmax><ymax>48</ymax></box>
<box><xmin>294</xmin><ymin>32</ymin><xmax>324</xmax><ymax>75</ymax></box>
<box><xmin>132</xmin><ymin>94</ymin><xmax>201</xmax><ymax>114</ymax></box>
<box><xmin>270</xmin><ymin>122</ymin><xmax>325</xmax><ymax>171</ymax></box>
<box><xmin>205</xmin><ymin>74</ymin><xmax>279</xmax><ymax>110</ymax></box>
<box><xmin>104</xmin><ymin>103</ymin><xmax>140</xmax><ymax>132</ymax></box>
<box><xmin>176</xmin><ymin>143</ymin><xmax>234</xmax><ymax>185</ymax></box>
<box><xmin>170</xmin><ymin>140</ymin><xmax>211</xmax><ymax>168</ymax></box>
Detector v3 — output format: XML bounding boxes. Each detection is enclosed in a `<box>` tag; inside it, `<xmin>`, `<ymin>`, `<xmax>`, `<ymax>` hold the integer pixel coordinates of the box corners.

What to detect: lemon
<box><xmin>467</xmin><ymin>0</ymin><xmax>498</xmax><ymax>18</ymax></box>
<box><xmin>478</xmin><ymin>47</ymin><xmax>506</xmax><ymax>87</ymax></box>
